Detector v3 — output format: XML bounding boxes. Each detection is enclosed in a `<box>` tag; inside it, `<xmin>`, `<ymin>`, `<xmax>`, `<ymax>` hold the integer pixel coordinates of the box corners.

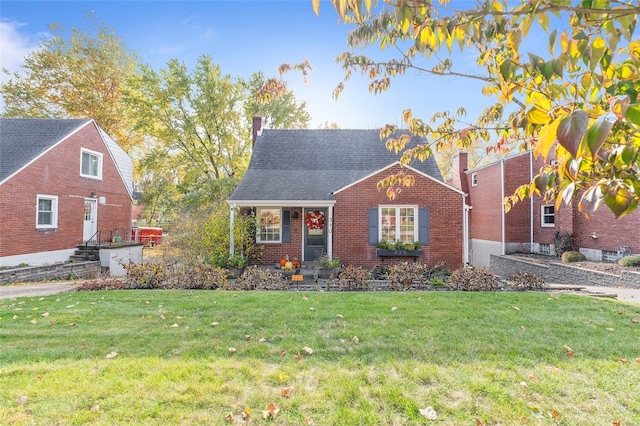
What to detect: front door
<box><xmin>304</xmin><ymin>208</ymin><xmax>327</xmax><ymax>261</ymax></box>
<box><xmin>83</xmin><ymin>198</ymin><xmax>98</xmax><ymax>241</ymax></box>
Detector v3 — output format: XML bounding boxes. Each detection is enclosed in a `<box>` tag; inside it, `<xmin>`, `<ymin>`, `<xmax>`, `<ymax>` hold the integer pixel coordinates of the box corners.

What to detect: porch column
<box><xmin>229</xmin><ymin>204</ymin><xmax>236</xmax><ymax>257</ymax></box>
<box><xmin>327</xmin><ymin>206</ymin><xmax>333</xmax><ymax>260</ymax></box>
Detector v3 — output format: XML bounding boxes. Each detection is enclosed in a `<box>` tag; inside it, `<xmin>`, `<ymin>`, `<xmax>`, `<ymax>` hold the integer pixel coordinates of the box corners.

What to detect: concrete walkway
<box><xmin>1</xmin><ymin>281</ymin><xmax>639</xmax><ymax>304</ymax></box>
<box><xmin>0</xmin><ymin>281</ymin><xmax>81</xmax><ymax>299</ymax></box>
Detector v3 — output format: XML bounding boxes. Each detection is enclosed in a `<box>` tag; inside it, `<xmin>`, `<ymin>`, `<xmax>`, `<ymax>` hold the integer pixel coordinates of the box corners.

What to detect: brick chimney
<box><xmin>451</xmin><ymin>151</ymin><xmax>470</xmax><ymax>195</ymax></box>
<box><xmin>252</xmin><ymin>116</ymin><xmax>262</xmax><ymax>147</ymax></box>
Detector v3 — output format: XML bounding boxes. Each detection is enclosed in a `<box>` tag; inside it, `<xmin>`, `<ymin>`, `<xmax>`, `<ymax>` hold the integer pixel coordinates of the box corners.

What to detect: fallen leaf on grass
<box><xmin>619</xmin><ymin>358</ymin><xmax>628</xmax><ymax>363</ymax></box>
<box><xmin>309</xmin><ymin>307</ymin><xmax>315</xmax><ymax>311</ymax></box>
<box><xmin>16</xmin><ymin>396</ymin><xmax>28</xmax><ymax>406</ymax></box>
<box><xmin>336</xmin><ymin>314</ymin><xmax>344</xmax><ymax>319</ymax></box>
<box><xmin>563</xmin><ymin>345</ymin><xmax>575</xmax><ymax>357</ymax></box>
<box><xmin>548</xmin><ymin>410</ymin><xmax>559</xmax><ymax>418</ymax></box>
<box><xmin>90</xmin><ymin>403</ymin><xmax>100</xmax><ymax>412</ymax></box>
<box><xmin>635</xmin><ymin>358</ymin><xmax>640</xmax><ymax>363</ymax></box>
<box><xmin>41</xmin><ymin>312</ymin><xmax>49</xmax><ymax>317</ymax></box>
<box><xmin>612</xmin><ymin>420</ymin><xmax>622</xmax><ymax>426</ymax></box>
<box><xmin>30</xmin><ymin>318</ymin><xmax>37</xmax><ymax>324</ymax></box>
<box><xmin>305</xmin><ymin>417</ymin><xmax>314</xmax><ymax>425</ymax></box>
<box><xmin>391</xmin><ymin>306</ymin><xmax>398</xmax><ymax>311</ymax></box>
<box><xmin>419</xmin><ymin>406</ymin><xmax>437</xmax><ymax>421</ymax></box>
<box><xmin>225</xmin><ymin>413</ymin><xmax>235</xmax><ymax>423</ymax></box>
<box><xmin>520</xmin><ymin>381</ymin><xmax>528</xmax><ymax>387</ymax></box>
<box><xmin>279</xmin><ymin>350</ymin><xmax>286</xmax><ymax>357</ymax></box>
<box><xmin>529</xmin><ymin>375</ymin><xmax>537</xmax><ymax>381</ymax></box>
<box><xmin>606</xmin><ymin>328</ymin><xmax>614</xmax><ymax>331</ymax></box>
<box><xmin>245</xmin><ymin>335</ymin><xmax>251</xmax><ymax>341</ymax></box>
<box><xmin>280</xmin><ymin>387</ymin><xmax>294</xmax><ymax>398</ymax></box>
<box><xmin>211</xmin><ymin>322</ymin><xmax>219</xmax><ymax>326</ymax></box>
<box><xmin>105</xmin><ymin>352</ymin><xmax>118</xmax><ymax>359</ymax></box>
<box><xmin>352</xmin><ymin>336</ymin><xmax>359</xmax><ymax>344</ymax></box>
<box><xmin>66</xmin><ymin>323</ymin><xmax>76</xmax><ymax>327</ymax></box>
<box><xmin>295</xmin><ymin>353</ymin><xmax>303</xmax><ymax>360</ymax></box>
<box><xmin>475</xmin><ymin>418</ymin><xmax>485</xmax><ymax>425</ymax></box>
<box><xmin>520</xmin><ymin>326</ymin><xmax>526</xmax><ymax>332</ymax></box>
<box><xmin>631</xmin><ymin>319</ymin><xmax>639</xmax><ymax>323</ymax></box>
<box><xmin>258</xmin><ymin>337</ymin><xmax>266</xmax><ymax>342</ymax></box>
<box><xmin>228</xmin><ymin>347</ymin><xmax>236</xmax><ymax>353</ymax></box>
<box><xmin>513</xmin><ymin>306</ymin><xmax>520</xmax><ymax>311</ymax></box>
<box><xmin>262</xmin><ymin>402</ymin><xmax>280</xmax><ymax>419</ymax></box>
<box><xmin>171</xmin><ymin>323</ymin><xmax>179</xmax><ymax>328</ymax></box>
<box><xmin>303</xmin><ymin>346</ymin><xmax>314</xmax><ymax>354</ymax></box>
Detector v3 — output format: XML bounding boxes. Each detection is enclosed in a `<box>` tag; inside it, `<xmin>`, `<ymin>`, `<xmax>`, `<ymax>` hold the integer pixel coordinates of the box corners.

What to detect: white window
<box><xmin>471</xmin><ymin>173</ymin><xmax>478</xmax><ymax>186</ymax></box>
<box><xmin>541</xmin><ymin>205</ymin><xmax>555</xmax><ymax>227</ymax></box>
<box><xmin>380</xmin><ymin>206</ymin><xmax>417</xmax><ymax>242</ymax></box>
<box><xmin>80</xmin><ymin>148</ymin><xmax>103</xmax><ymax>179</ymax></box>
<box><xmin>257</xmin><ymin>208</ymin><xmax>281</xmax><ymax>243</ymax></box>
<box><xmin>36</xmin><ymin>195</ymin><xmax>58</xmax><ymax>229</ymax></box>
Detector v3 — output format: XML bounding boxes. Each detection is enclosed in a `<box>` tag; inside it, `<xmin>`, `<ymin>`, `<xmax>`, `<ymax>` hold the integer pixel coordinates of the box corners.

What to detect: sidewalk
<box><xmin>0</xmin><ymin>281</ymin><xmax>81</xmax><ymax>299</ymax></box>
<box><xmin>548</xmin><ymin>284</ymin><xmax>639</xmax><ymax>304</ymax></box>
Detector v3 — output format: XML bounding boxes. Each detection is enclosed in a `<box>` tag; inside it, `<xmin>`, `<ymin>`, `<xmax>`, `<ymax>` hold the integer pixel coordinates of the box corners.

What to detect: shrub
<box><xmin>165</xmin><ymin>262</ymin><xmax>227</xmax><ymax>290</ymax></box>
<box><xmin>227</xmin><ymin>266</ymin><xmax>289</xmax><ymax>290</ymax></box>
<box><xmin>77</xmin><ymin>278</ymin><xmax>124</xmax><ymax>291</ymax></box>
<box><xmin>319</xmin><ymin>255</ymin><xmax>340</xmax><ymax>269</ymax></box>
<box><xmin>123</xmin><ymin>262</ymin><xmax>167</xmax><ymax>289</ymax></box>
<box><xmin>619</xmin><ymin>255</ymin><xmax>640</xmax><ymax>267</ymax></box>
<box><xmin>386</xmin><ymin>262</ymin><xmax>427</xmax><ymax>291</ymax></box>
<box><xmin>561</xmin><ymin>251</ymin><xmax>586</xmax><ymax>263</ymax></box>
<box><xmin>446</xmin><ymin>267</ymin><xmax>499</xmax><ymax>291</ymax></box>
<box><xmin>554</xmin><ymin>232</ymin><xmax>574</xmax><ymax>256</ymax></box>
<box><xmin>334</xmin><ymin>265</ymin><xmax>371</xmax><ymax>291</ymax></box>
<box><xmin>423</xmin><ymin>261</ymin><xmax>450</xmax><ymax>282</ymax></box>
<box><xmin>508</xmin><ymin>271</ymin><xmax>548</xmax><ymax>291</ymax></box>
<box><xmin>371</xmin><ymin>264</ymin><xmax>389</xmax><ymax>280</ymax></box>
<box><xmin>428</xmin><ymin>277</ymin><xmax>447</xmax><ymax>287</ymax></box>
<box><xmin>377</xmin><ymin>239</ymin><xmax>392</xmax><ymax>250</ymax></box>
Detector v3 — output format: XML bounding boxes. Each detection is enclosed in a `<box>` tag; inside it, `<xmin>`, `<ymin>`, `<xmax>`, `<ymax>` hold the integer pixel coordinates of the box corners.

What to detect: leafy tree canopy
<box><xmin>313</xmin><ymin>0</ymin><xmax>639</xmax><ymax>217</ymax></box>
<box><xmin>0</xmin><ymin>15</ymin><xmax>143</xmax><ymax>152</ymax></box>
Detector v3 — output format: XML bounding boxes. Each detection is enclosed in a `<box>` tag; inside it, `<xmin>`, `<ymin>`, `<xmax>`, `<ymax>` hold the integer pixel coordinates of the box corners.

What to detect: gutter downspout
<box><xmin>501</xmin><ymin>159</ymin><xmax>506</xmax><ymax>255</ymax></box>
<box><xmin>529</xmin><ymin>151</ymin><xmax>534</xmax><ymax>252</ymax></box>
<box><xmin>463</xmin><ymin>195</ymin><xmax>470</xmax><ymax>265</ymax></box>
<box><xmin>327</xmin><ymin>206</ymin><xmax>334</xmax><ymax>260</ymax></box>
<box><xmin>229</xmin><ymin>203</ymin><xmax>236</xmax><ymax>257</ymax></box>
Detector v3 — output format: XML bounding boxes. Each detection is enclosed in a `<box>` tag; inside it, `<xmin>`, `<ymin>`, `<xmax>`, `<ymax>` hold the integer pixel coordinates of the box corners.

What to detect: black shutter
<box><xmin>419</xmin><ymin>208</ymin><xmax>430</xmax><ymax>245</ymax></box>
<box><xmin>282</xmin><ymin>209</ymin><xmax>291</xmax><ymax>243</ymax></box>
<box><xmin>368</xmin><ymin>207</ymin><xmax>378</xmax><ymax>245</ymax></box>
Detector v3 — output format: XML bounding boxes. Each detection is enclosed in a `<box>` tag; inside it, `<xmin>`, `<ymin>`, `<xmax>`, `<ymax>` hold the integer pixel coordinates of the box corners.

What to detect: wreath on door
<box><xmin>305</xmin><ymin>210</ymin><xmax>325</xmax><ymax>230</ymax></box>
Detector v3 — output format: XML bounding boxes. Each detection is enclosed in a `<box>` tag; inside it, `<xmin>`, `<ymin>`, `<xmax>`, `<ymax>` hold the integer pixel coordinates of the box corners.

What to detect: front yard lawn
<box><xmin>1</xmin><ymin>291</ymin><xmax>639</xmax><ymax>425</ymax></box>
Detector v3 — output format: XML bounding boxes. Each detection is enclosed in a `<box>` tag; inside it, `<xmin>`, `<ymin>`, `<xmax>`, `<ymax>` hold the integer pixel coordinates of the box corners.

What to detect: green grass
<box><xmin>1</xmin><ymin>290</ymin><xmax>639</xmax><ymax>425</ymax></box>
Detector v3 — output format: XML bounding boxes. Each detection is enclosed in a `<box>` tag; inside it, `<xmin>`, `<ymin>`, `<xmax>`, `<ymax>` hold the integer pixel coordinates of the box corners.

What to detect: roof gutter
<box><xmin>226</xmin><ymin>200</ymin><xmax>336</xmax><ymax>208</ymax></box>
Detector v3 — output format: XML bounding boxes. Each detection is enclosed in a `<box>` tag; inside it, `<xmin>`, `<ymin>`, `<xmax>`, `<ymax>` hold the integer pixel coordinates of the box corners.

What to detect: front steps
<box><xmin>70</xmin><ymin>245</ymin><xmax>101</xmax><ymax>262</ymax></box>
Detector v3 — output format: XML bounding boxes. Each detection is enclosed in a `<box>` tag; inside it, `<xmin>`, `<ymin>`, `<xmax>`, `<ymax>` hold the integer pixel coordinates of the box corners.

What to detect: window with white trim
<box><xmin>257</xmin><ymin>208</ymin><xmax>281</xmax><ymax>243</ymax></box>
<box><xmin>541</xmin><ymin>205</ymin><xmax>555</xmax><ymax>227</ymax></box>
<box><xmin>380</xmin><ymin>206</ymin><xmax>417</xmax><ymax>242</ymax></box>
<box><xmin>36</xmin><ymin>195</ymin><xmax>58</xmax><ymax>229</ymax></box>
<box><xmin>80</xmin><ymin>148</ymin><xmax>103</xmax><ymax>179</ymax></box>
<box><xmin>471</xmin><ymin>173</ymin><xmax>478</xmax><ymax>186</ymax></box>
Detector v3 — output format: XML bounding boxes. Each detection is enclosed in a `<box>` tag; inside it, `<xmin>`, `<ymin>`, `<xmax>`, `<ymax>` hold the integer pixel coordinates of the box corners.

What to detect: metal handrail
<box><xmin>81</xmin><ymin>228</ymin><xmax>133</xmax><ymax>260</ymax></box>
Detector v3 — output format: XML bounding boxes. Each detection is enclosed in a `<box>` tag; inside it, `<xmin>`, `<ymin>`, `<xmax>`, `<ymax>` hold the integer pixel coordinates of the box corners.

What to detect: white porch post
<box><xmin>229</xmin><ymin>204</ymin><xmax>236</xmax><ymax>257</ymax></box>
<box><xmin>327</xmin><ymin>206</ymin><xmax>333</xmax><ymax>260</ymax></box>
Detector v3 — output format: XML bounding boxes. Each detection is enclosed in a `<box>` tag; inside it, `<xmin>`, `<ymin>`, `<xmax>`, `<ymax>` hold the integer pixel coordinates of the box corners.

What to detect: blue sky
<box><xmin>0</xmin><ymin>0</ymin><xmax>491</xmax><ymax>129</ymax></box>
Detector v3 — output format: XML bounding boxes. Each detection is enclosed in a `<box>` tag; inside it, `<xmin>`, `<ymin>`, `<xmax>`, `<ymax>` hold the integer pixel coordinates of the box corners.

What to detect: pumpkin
<box><xmin>279</xmin><ymin>257</ymin><xmax>288</xmax><ymax>268</ymax></box>
<box><xmin>292</xmin><ymin>259</ymin><xmax>301</xmax><ymax>269</ymax></box>
<box><xmin>284</xmin><ymin>261</ymin><xmax>294</xmax><ymax>271</ymax></box>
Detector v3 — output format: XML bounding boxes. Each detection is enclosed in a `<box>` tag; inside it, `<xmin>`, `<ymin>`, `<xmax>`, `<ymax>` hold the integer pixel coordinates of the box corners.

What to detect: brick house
<box><xmin>227</xmin><ymin>118</ymin><xmax>468</xmax><ymax>269</ymax></box>
<box><xmin>452</xmin><ymin>151</ymin><xmax>640</xmax><ymax>267</ymax></box>
<box><xmin>0</xmin><ymin>118</ymin><xmax>134</xmax><ymax>267</ymax></box>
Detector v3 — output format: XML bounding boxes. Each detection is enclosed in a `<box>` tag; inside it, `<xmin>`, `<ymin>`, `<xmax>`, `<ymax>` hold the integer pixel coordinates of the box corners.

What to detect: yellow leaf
<box><xmin>312</xmin><ymin>0</ymin><xmax>320</xmax><ymax>16</ymax></box>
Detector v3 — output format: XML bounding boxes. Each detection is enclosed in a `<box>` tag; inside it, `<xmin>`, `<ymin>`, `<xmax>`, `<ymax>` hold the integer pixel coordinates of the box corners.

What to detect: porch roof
<box><xmin>228</xmin><ymin>128</ymin><xmax>443</xmax><ymax>203</ymax></box>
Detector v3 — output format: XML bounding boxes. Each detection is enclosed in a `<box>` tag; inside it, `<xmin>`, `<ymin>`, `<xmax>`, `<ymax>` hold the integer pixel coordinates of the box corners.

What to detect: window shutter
<box><xmin>419</xmin><ymin>208</ymin><xmax>430</xmax><ymax>245</ymax></box>
<box><xmin>368</xmin><ymin>207</ymin><xmax>378</xmax><ymax>245</ymax></box>
<box><xmin>282</xmin><ymin>209</ymin><xmax>291</xmax><ymax>243</ymax></box>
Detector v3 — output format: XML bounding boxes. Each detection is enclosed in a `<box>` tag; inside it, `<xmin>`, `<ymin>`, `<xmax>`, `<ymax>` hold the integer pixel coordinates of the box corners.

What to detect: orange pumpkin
<box><xmin>292</xmin><ymin>259</ymin><xmax>301</xmax><ymax>268</ymax></box>
<box><xmin>280</xmin><ymin>258</ymin><xmax>287</xmax><ymax>268</ymax></box>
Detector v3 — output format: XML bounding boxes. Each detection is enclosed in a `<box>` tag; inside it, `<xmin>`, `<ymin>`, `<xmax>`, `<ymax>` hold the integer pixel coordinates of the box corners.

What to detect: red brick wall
<box><xmin>573</xmin><ymin>201</ymin><xmax>639</xmax><ymax>254</ymax></box>
<box><xmin>466</xmin><ymin>161</ymin><xmax>503</xmax><ymax>241</ymax></box>
<box><xmin>503</xmin><ymin>154</ymin><xmax>533</xmax><ymax>244</ymax></box>
<box><xmin>255</xmin><ymin>207</ymin><xmax>303</xmax><ymax>266</ymax></box>
<box><xmin>0</xmin><ymin>123</ymin><xmax>132</xmax><ymax>257</ymax></box>
<box><xmin>333</xmin><ymin>164</ymin><xmax>464</xmax><ymax>269</ymax></box>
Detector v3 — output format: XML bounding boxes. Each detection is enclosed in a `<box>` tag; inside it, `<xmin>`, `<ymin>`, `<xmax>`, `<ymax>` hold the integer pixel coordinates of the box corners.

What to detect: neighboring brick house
<box><xmin>227</xmin><ymin>118</ymin><xmax>468</xmax><ymax>269</ymax></box>
<box><xmin>451</xmin><ymin>151</ymin><xmax>640</xmax><ymax>267</ymax></box>
<box><xmin>0</xmin><ymin>118</ymin><xmax>134</xmax><ymax>266</ymax></box>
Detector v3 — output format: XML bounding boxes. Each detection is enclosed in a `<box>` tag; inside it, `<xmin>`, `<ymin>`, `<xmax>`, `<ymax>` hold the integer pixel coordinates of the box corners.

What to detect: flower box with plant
<box><xmin>316</xmin><ymin>254</ymin><xmax>340</xmax><ymax>279</ymax></box>
<box><xmin>376</xmin><ymin>240</ymin><xmax>423</xmax><ymax>257</ymax></box>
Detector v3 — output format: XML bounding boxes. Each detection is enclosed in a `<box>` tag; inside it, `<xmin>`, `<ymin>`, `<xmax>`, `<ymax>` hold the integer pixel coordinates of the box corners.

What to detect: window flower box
<box><xmin>376</xmin><ymin>249</ymin><xmax>423</xmax><ymax>257</ymax></box>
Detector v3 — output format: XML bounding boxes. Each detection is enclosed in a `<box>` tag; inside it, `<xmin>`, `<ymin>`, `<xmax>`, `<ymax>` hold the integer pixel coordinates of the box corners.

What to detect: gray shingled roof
<box><xmin>229</xmin><ymin>129</ymin><xmax>443</xmax><ymax>202</ymax></box>
<box><xmin>0</xmin><ymin>118</ymin><xmax>92</xmax><ymax>183</ymax></box>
